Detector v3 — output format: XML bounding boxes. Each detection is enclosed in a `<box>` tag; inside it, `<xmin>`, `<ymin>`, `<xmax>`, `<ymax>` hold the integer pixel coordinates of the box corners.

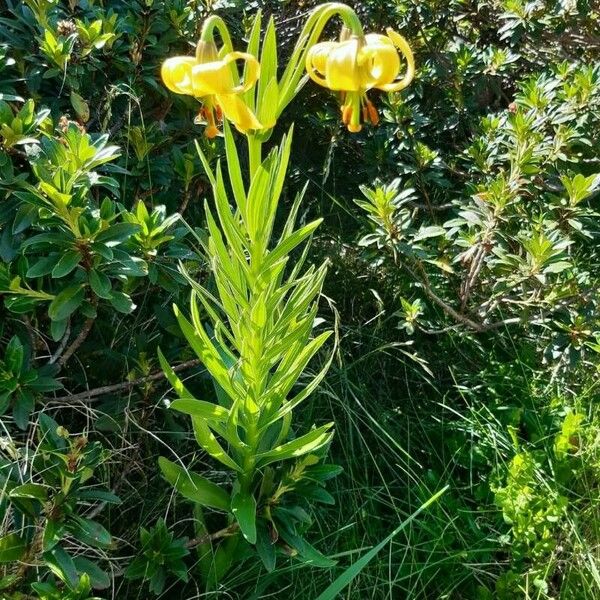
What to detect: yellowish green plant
<box><xmin>157</xmin><ymin>3</ymin><xmax>415</xmax><ymax>585</ymax></box>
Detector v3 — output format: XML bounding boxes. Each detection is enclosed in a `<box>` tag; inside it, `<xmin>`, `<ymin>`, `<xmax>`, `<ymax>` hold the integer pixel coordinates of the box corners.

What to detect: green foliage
<box><xmin>0</xmin><ymin>0</ymin><xmax>599</xmax><ymax>598</ymax></box>
<box><xmin>0</xmin><ymin>414</ymin><xmax>117</xmax><ymax>594</ymax></box>
<box><xmin>0</xmin><ymin>335</ymin><xmax>62</xmax><ymax>429</ymax></box>
<box><xmin>0</xmin><ymin>99</ymin><xmax>50</xmax><ymax>147</ymax></box>
<box><xmin>355</xmin><ymin>64</ymin><xmax>600</xmax><ymax>363</ymax></box>
<box><xmin>159</xmin><ymin>123</ymin><xmax>338</xmax><ymax>583</ymax></box>
<box><xmin>124</xmin><ymin>519</ymin><xmax>189</xmax><ymax>595</ymax></box>
<box><xmin>489</xmin><ymin>401</ymin><xmax>600</xmax><ymax>599</ymax></box>
<box><xmin>32</xmin><ymin>573</ymin><xmax>103</xmax><ymax>600</ymax></box>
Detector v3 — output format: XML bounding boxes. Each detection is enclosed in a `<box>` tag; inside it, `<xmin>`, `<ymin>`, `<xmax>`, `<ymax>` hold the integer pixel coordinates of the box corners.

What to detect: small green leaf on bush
<box><xmin>89</xmin><ymin>269</ymin><xmax>112</xmax><ymax>298</ymax></box>
<box><xmin>13</xmin><ymin>389</ymin><xmax>34</xmax><ymax>430</ymax></box>
<box><xmin>28</xmin><ymin>376</ymin><xmax>62</xmax><ymax>392</ymax></box>
<box><xmin>44</xmin><ymin>545</ymin><xmax>79</xmax><ymax>589</ymax></box>
<box><xmin>67</xmin><ymin>516</ymin><xmax>112</xmax><ymax>548</ymax></box>
<box><xmin>256</xmin><ymin>523</ymin><xmax>277</xmax><ymax>572</ymax></box>
<box><xmin>0</xmin><ymin>533</ymin><xmax>26</xmax><ymax>563</ymax></box>
<box><xmin>73</xmin><ymin>556</ymin><xmax>111</xmax><ymax>590</ymax></box>
<box><xmin>9</xmin><ymin>483</ymin><xmax>48</xmax><ymax>501</ymax></box>
<box><xmin>77</xmin><ymin>489</ymin><xmax>121</xmax><ymax>504</ymax></box>
<box><xmin>43</xmin><ymin>520</ymin><xmax>63</xmax><ymax>552</ymax></box>
<box><xmin>50</xmin><ymin>318</ymin><xmax>69</xmax><ymax>342</ymax></box>
<box><xmin>26</xmin><ymin>254</ymin><xmax>62</xmax><ymax>278</ymax></box>
<box><xmin>109</xmin><ymin>291</ymin><xmax>136</xmax><ymax>314</ymax></box>
<box><xmin>5</xmin><ymin>335</ymin><xmax>24</xmax><ymax>374</ymax></box>
<box><xmin>48</xmin><ymin>285</ymin><xmax>85</xmax><ymax>321</ymax></box>
<box><xmin>95</xmin><ymin>223</ymin><xmax>140</xmax><ymax>245</ymax></box>
<box><xmin>70</xmin><ymin>91</ymin><xmax>90</xmax><ymax>122</ymax></box>
<box><xmin>51</xmin><ymin>250</ymin><xmax>81</xmax><ymax>278</ymax></box>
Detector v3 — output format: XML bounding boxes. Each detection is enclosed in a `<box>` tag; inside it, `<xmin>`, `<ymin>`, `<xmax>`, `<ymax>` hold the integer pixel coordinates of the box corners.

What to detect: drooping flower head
<box><xmin>161</xmin><ymin>18</ymin><xmax>261</xmax><ymax>138</ymax></box>
<box><xmin>306</xmin><ymin>27</ymin><xmax>414</xmax><ymax>133</ymax></box>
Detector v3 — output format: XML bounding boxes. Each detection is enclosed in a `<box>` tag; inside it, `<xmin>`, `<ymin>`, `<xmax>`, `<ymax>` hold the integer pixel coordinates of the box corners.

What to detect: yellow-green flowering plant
<box><xmin>157</xmin><ymin>3</ymin><xmax>414</xmax><ymax>586</ymax></box>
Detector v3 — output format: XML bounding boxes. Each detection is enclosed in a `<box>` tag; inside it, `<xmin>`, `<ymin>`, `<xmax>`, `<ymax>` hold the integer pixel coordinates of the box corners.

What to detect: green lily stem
<box><xmin>233</xmin><ymin>2</ymin><xmax>362</xmax><ymax>503</ymax></box>
<box><xmin>241</xmin><ymin>421</ymin><xmax>259</xmax><ymax>493</ymax></box>
<box><xmin>325</xmin><ymin>2</ymin><xmax>364</xmax><ymax>34</ymax></box>
<box><xmin>277</xmin><ymin>3</ymin><xmax>364</xmax><ymax>116</ymax></box>
<box><xmin>247</xmin><ymin>134</ymin><xmax>262</xmax><ymax>179</ymax></box>
<box><xmin>200</xmin><ymin>15</ymin><xmax>234</xmax><ymax>53</ymax></box>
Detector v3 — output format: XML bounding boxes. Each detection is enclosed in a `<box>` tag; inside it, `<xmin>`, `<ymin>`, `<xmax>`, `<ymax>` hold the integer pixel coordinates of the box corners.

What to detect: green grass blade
<box><xmin>313</xmin><ymin>485</ymin><xmax>449</xmax><ymax>600</ymax></box>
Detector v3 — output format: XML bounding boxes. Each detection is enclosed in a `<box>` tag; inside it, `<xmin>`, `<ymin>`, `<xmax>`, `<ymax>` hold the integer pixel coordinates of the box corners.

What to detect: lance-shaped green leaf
<box><xmin>192</xmin><ymin>416</ymin><xmax>241</xmax><ymax>472</ymax></box>
<box><xmin>170</xmin><ymin>397</ymin><xmax>229</xmax><ymax>422</ymax></box>
<box><xmin>194</xmin><ymin>139</ymin><xmax>216</xmax><ymax>188</ymax></box>
<box><xmin>172</xmin><ymin>395</ymin><xmax>241</xmax><ymax>448</ymax></box>
<box><xmin>256</xmin><ymin>17</ymin><xmax>279</xmax><ymax>131</ymax></box>
<box><xmin>231</xmin><ymin>492</ymin><xmax>257</xmax><ymax>544</ymax></box>
<box><xmin>257</xmin><ymin>77</ymin><xmax>279</xmax><ymax>134</ymax></box>
<box><xmin>265</xmin><ymin>331</ymin><xmax>332</xmax><ymax>409</ymax></box>
<box><xmin>243</xmin><ymin>11</ymin><xmax>263</xmax><ymax>110</ymax></box>
<box><xmin>259</xmin><ymin>218</ymin><xmax>322</xmax><ymax>277</ymax></box>
<box><xmin>205</xmin><ymin>206</ymin><xmax>248</xmax><ymax>309</ymax></box>
<box><xmin>173</xmin><ymin>305</ymin><xmax>238</xmax><ymax>403</ymax></box>
<box><xmin>223</xmin><ymin>121</ymin><xmax>247</xmax><ymax>214</ymax></box>
<box><xmin>256</xmin><ymin>424</ymin><xmax>334</xmax><ymax>468</ymax></box>
<box><xmin>157</xmin><ymin>347</ymin><xmax>193</xmax><ymax>398</ymax></box>
<box><xmin>265</xmin><ymin>349</ymin><xmax>334</xmax><ymax>427</ymax></box>
<box><xmin>264</xmin><ymin>307</ymin><xmax>317</xmax><ymax>367</ymax></box>
<box><xmin>158</xmin><ymin>457</ymin><xmax>230</xmax><ymax>511</ymax></box>
<box><xmin>244</xmin><ymin>155</ymin><xmax>272</xmax><ymax>245</ymax></box>
<box><xmin>214</xmin><ymin>164</ymin><xmax>251</xmax><ymax>261</ymax></box>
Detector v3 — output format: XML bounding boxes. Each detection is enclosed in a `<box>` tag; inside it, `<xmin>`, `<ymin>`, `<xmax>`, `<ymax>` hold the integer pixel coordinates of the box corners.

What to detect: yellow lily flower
<box><xmin>306</xmin><ymin>28</ymin><xmax>415</xmax><ymax>132</ymax></box>
<box><xmin>161</xmin><ymin>41</ymin><xmax>262</xmax><ymax>138</ymax></box>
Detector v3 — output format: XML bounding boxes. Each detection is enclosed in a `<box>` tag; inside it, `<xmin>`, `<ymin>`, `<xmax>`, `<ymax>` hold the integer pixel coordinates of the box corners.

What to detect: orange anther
<box><xmin>367</xmin><ymin>101</ymin><xmax>379</xmax><ymax>126</ymax></box>
<box><xmin>342</xmin><ymin>104</ymin><xmax>353</xmax><ymax>126</ymax></box>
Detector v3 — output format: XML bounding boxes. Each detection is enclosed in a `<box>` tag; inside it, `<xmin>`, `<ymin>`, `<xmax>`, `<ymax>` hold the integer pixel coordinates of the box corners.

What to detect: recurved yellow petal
<box><xmin>161</xmin><ymin>57</ymin><xmax>197</xmax><ymax>96</ymax></box>
<box><xmin>224</xmin><ymin>52</ymin><xmax>260</xmax><ymax>94</ymax></box>
<box><xmin>361</xmin><ymin>34</ymin><xmax>400</xmax><ymax>88</ymax></box>
<box><xmin>217</xmin><ymin>93</ymin><xmax>262</xmax><ymax>133</ymax></box>
<box><xmin>191</xmin><ymin>60</ymin><xmax>235</xmax><ymax>96</ymax></box>
<box><xmin>306</xmin><ymin>41</ymin><xmax>339</xmax><ymax>88</ymax></box>
<box><xmin>190</xmin><ymin>52</ymin><xmax>260</xmax><ymax>97</ymax></box>
<box><xmin>375</xmin><ymin>29</ymin><xmax>415</xmax><ymax>92</ymax></box>
<box><xmin>324</xmin><ymin>38</ymin><xmax>362</xmax><ymax>91</ymax></box>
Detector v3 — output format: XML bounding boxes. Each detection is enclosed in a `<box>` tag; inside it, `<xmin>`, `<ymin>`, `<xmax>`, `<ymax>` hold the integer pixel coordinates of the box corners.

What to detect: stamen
<box><xmin>342</xmin><ymin>104</ymin><xmax>353</xmax><ymax>126</ymax></box>
<box><xmin>205</xmin><ymin>125</ymin><xmax>219</xmax><ymax>138</ymax></box>
<box><xmin>366</xmin><ymin>100</ymin><xmax>379</xmax><ymax>126</ymax></box>
<box><xmin>193</xmin><ymin>108</ymin><xmax>206</xmax><ymax>125</ymax></box>
<box><xmin>199</xmin><ymin>102</ymin><xmax>221</xmax><ymax>138</ymax></box>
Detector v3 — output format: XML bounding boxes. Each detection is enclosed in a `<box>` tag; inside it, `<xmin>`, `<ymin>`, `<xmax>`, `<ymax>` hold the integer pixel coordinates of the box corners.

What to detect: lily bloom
<box><xmin>161</xmin><ymin>41</ymin><xmax>262</xmax><ymax>137</ymax></box>
<box><xmin>306</xmin><ymin>29</ymin><xmax>414</xmax><ymax>132</ymax></box>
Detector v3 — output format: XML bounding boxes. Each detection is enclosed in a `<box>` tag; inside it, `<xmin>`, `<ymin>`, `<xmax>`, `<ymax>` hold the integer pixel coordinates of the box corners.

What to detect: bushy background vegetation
<box><xmin>1</xmin><ymin>0</ymin><xmax>599</xmax><ymax>598</ymax></box>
